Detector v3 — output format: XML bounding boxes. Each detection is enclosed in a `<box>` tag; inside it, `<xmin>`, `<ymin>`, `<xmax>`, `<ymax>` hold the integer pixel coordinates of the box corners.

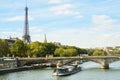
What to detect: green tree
<box><xmin>54</xmin><ymin>47</ymin><xmax>78</xmax><ymax>57</ymax></box>
<box><xmin>0</xmin><ymin>39</ymin><xmax>10</xmax><ymax>57</ymax></box>
<box><xmin>42</xmin><ymin>43</ymin><xmax>57</xmax><ymax>56</ymax></box>
<box><xmin>93</xmin><ymin>49</ymin><xmax>107</xmax><ymax>56</ymax></box>
<box><xmin>29</xmin><ymin>42</ymin><xmax>57</xmax><ymax>57</ymax></box>
<box><xmin>65</xmin><ymin>48</ymin><xmax>78</xmax><ymax>57</ymax></box>
<box><xmin>10</xmin><ymin>39</ymin><xmax>27</xmax><ymax>57</ymax></box>
<box><xmin>26</xmin><ymin>43</ymin><xmax>33</xmax><ymax>57</ymax></box>
<box><xmin>77</xmin><ymin>48</ymin><xmax>88</xmax><ymax>56</ymax></box>
<box><xmin>29</xmin><ymin>41</ymin><xmax>41</xmax><ymax>57</ymax></box>
<box><xmin>54</xmin><ymin>47</ymin><xmax>64</xmax><ymax>57</ymax></box>
<box><xmin>36</xmin><ymin>43</ymin><xmax>57</xmax><ymax>57</ymax></box>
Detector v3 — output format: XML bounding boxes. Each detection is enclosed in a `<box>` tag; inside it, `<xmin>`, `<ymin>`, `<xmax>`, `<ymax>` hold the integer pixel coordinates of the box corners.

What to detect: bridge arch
<box><xmin>110</xmin><ymin>61</ymin><xmax>120</xmax><ymax>68</ymax></box>
<box><xmin>80</xmin><ymin>61</ymin><xmax>100</xmax><ymax>69</ymax></box>
<box><xmin>80</xmin><ymin>57</ymin><xmax>120</xmax><ymax>69</ymax></box>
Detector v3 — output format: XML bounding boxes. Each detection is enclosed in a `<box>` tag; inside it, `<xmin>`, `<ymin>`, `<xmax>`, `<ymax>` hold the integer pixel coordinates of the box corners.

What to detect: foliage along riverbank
<box><xmin>0</xmin><ymin>39</ymin><xmax>120</xmax><ymax>57</ymax></box>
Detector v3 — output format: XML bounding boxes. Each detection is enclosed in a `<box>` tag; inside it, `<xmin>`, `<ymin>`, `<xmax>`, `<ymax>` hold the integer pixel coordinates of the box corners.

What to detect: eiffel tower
<box><xmin>22</xmin><ymin>5</ymin><xmax>31</xmax><ymax>43</ymax></box>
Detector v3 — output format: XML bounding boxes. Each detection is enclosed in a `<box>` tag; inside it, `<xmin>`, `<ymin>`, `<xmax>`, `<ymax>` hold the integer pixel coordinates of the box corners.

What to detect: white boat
<box><xmin>52</xmin><ymin>64</ymin><xmax>81</xmax><ymax>76</ymax></box>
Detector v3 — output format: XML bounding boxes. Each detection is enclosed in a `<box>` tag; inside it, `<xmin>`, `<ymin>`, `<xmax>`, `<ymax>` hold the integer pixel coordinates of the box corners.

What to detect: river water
<box><xmin>0</xmin><ymin>61</ymin><xmax>120</xmax><ymax>80</ymax></box>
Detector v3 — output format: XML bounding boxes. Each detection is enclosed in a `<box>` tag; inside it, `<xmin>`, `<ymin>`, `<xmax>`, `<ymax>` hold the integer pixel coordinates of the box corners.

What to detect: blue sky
<box><xmin>0</xmin><ymin>0</ymin><xmax>120</xmax><ymax>48</ymax></box>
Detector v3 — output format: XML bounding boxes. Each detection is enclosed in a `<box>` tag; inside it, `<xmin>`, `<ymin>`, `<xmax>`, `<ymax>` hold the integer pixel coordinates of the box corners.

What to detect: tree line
<box><xmin>0</xmin><ymin>39</ymin><xmax>120</xmax><ymax>57</ymax></box>
<box><xmin>0</xmin><ymin>39</ymin><xmax>87</xmax><ymax>57</ymax></box>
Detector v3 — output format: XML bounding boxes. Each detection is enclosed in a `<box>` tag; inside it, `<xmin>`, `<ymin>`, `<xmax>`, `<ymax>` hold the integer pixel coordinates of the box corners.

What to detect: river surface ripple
<box><xmin>0</xmin><ymin>61</ymin><xmax>120</xmax><ymax>80</ymax></box>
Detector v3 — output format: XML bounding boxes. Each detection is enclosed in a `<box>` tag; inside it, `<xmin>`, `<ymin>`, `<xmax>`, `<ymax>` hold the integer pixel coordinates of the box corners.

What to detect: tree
<box><xmin>54</xmin><ymin>47</ymin><xmax>64</xmax><ymax>57</ymax></box>
<box><xmin>10</xmin><ymin>39</ymin><xmax>27</xmax><ymax>57</ymax></box>
<box><xmin>54</xmin><ymin>46</ymin><xmax>78</xmax><ymax>57</ymax></box>
<box><xmin>29</xmin><ymin>42</ymin><xmax>57</xmax><ymax>57</ymax></box>
<box><xmin>77</xmin><ymin>48</ymin><xmax>88</xmax><ymax>56</ymax></box>
<box><xmin>28</xmin><ymin>41</ymin><xmax>41</xmax><ymax>57</ymax></box>
<box><xmin>65</xmin><ymin>48</ymin><xmax>78</xmax><ymax>57</ymax></box>
<box><xmin>0</xmin><ymin>39</ymin><xmax>10</xmax><ymax>57</ymax></box>
<box><xmin>42</xmin><ymin>43</ymin><xmax>57</xmax><ymax>56</ymax></box>
<box><xmin>36</xmin><ymin>43</ymin><xmax>57</xmax><ymax>57</ymax></box>
<box><xmin>93</xmin><ymin>49</ymin><xmax>107</xmax><ymax>56</ymax></box>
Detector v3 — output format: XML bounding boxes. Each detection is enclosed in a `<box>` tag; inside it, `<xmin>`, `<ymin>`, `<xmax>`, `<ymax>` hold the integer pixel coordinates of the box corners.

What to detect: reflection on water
<box><xmin>0</xmin><ymin>61</ymin><xmax>119</xmax><ymax>80</ymax></box>
<box><xmin>54</xmin><ymin>76</ymin><xmax>69</xmax><ymax>80</ymax></box>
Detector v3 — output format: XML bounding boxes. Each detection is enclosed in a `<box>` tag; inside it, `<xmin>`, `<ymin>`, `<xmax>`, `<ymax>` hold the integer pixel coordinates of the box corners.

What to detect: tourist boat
<box><xmin>52</xmin><ymin>64</ymin><xmax>81</xmax><ymax>76</ymax></box>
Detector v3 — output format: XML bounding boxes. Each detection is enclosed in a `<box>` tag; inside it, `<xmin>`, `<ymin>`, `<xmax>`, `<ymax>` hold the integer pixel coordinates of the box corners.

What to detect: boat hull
<box><xmin>52</xmin><ymin>66</ymin><xmax>81</xmax><ymax>76</ymax></box>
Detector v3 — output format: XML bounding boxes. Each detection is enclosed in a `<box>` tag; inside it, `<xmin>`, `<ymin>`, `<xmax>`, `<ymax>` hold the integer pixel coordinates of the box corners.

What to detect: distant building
<box><xmin>102</xmin><ymin>47</ymin><xmax>113</xmax><ymax>52</ymax></box>
<box><xmin>54</xmin><ymin>42</ymin><xmax>61</xmax><ymax>47</ymax></box>
<box><xmin>5</xmin><ymin>37</ymin><xmax>17</xmax><ymax>46</ymax></box>
<box><xmin>114</xmin><ymin>46</ymin><xmax>120</xmax><ymax>50</ymax></box>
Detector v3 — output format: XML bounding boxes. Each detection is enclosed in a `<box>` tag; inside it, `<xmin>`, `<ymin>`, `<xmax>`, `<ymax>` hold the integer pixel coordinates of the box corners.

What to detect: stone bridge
<box><xmin>18</xmin><ymin>56</ymin><xmax>120</xmax><ymax>69</ymax></box>
<box><xmin>1</xmin><ymin>56</ymin><xmax>120</xmax><ymax>69</ymax></box>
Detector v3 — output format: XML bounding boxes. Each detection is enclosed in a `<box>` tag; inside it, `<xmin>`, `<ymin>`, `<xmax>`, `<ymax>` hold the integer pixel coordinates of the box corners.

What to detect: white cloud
<box><xmin>30</xmin><ymin>27</ymin><xmax>43</xmax><ymax>33</ymax></box>
<box><xmin>49</xmin><ymin>4</ymin><xmax>73</xmax><ymax>11</ymax></box>
<box><xmin>49</xmin><ymin>4</ymin><xmax>83</xmax><ymax>18</ymax></box>
<box><xmin>93</xmin><ymin>33</ymin><xmax>120</xmax><ymax>47</ymax></box>
<box><xmin>87</xmin><ymin>15</ymin><xmax>120</xmax><ymax>47</ymax></box>
<box><xmin>2</xmin><ymin>16</ymin><xmax>33</xmax><ymax>21</ymax></box>
<box><xmin>75</xmin><ymin>15</ymin><xmax>84</xmax><ymax>19</ymax></box>
<box><xmin>53</xmin><ymin>10</ymin><xmax>81</xmax><ymax>16</ymax></box>
<box><xmin>31</xmin><ymin>34</ymin><xmax>44</xmax><ymax>42</ymax></box>
<box><xmin>2</xmin><ymin>32</ymin><xmax>16</xmax><ymax>35</ymax></box>
<box><xmin>7</xmin><ymin>16</ymin><xmax>24</xmax><ymax>21</ymax></box>
<box><xmin>92</xmin><ymin>15</ymin><xmax>117</xmax><ymax>31</ymax></box>
<box><xmin>0</xmin><ymin>1</ymin><xmax>24</xmax><ymax>9</ymax></box>
<box><xmin>1</xmin><ymin>31</ymin><xmax>21</xmax><ymax>38</ymax></box>
<box><xmin>92</xmin><ymin>15</ymin><xmax>116</xmax><ymax>25</ymax></box>
<box><xmin>48</xmin><ymin>0</ymin><xmax>62</xmax><ymax>4</ymax></box>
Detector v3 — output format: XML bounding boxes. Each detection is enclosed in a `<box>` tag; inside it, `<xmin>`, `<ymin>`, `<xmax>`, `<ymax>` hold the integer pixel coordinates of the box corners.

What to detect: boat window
<box><xmin>57</xmin><ymin>68</ymin><xmax>68</xmax><ymax>73</ymax></box>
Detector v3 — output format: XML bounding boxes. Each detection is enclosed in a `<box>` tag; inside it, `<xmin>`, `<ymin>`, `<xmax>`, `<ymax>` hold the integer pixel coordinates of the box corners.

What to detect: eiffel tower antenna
<box><xmin>26</xmin><ymin>0</ymin><xmax>27</xmax><ymax>7</ymax></box>
<box><xmin>22</xmin><ymin>1</ymin><xmax>31</xmax><ymax>43</ymax></box>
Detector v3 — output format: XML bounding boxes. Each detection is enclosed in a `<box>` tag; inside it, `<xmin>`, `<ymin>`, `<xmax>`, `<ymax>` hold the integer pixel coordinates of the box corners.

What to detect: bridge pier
<box><xmin>100</xmin><ymin>60</ymin><xmax>109</xmax><ymax>69</ymax></box>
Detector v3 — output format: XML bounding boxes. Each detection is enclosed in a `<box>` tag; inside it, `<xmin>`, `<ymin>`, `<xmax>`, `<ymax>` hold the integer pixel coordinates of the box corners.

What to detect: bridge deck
<box><xmin>18</xmin><ymin>56</ymin><xmax>120</xmax><ymax>60</ymax></box>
